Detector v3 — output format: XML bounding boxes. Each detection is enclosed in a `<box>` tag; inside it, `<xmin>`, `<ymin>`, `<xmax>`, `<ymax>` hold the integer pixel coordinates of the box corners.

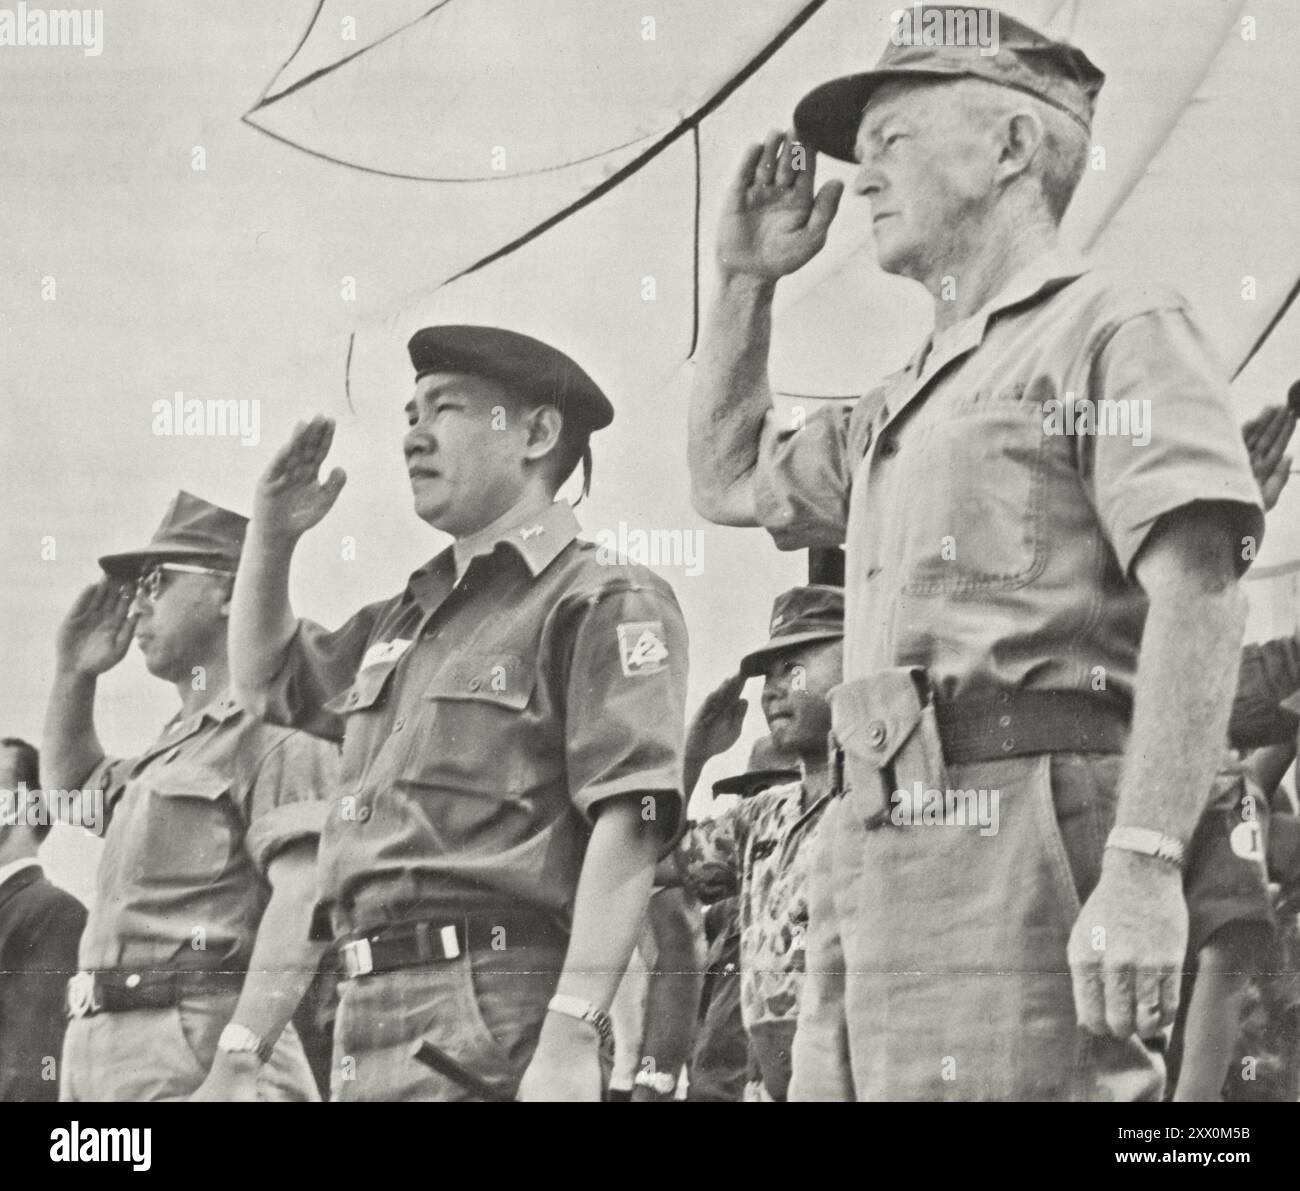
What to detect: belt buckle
<box><xmin>438</xmin><ymin>924</ymin><xmax>461</xmax><ymax>960</ymax></box>
<box><xmin>342</xmin><ymin>938</ymin><xmax>375</xmax><ymax>979</ymax></box>
<box><xmin>67</xmin><ymin>972</ymin><xmax>100</xmax><ymax>1018</ymax></box>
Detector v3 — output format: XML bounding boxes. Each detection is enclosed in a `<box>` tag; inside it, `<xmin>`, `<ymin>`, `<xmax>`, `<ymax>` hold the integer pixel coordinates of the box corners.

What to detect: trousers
<box><xmin>60</xmin><ymin>989</ymin><xmax>319</xmax><ymax>1101</ymax></box>
<box><xmin>789</xmin><ymin>752</ymin><xmax>1165</xmax><ymax>1101</ymax></box>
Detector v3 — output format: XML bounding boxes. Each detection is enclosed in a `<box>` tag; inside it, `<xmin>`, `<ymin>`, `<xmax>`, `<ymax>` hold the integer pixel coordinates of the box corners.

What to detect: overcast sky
<box><xmin>5</xmin><ymin>0</ymin><xmax>1300</xmax><ymax>899</ymax></box>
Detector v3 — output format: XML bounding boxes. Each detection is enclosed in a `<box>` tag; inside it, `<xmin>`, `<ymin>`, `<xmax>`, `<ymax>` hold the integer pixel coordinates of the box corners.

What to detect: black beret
<box><xmin>407</xmin><ymin>324</ymin><xmax>614</xmax><ymax>432</ymax></box>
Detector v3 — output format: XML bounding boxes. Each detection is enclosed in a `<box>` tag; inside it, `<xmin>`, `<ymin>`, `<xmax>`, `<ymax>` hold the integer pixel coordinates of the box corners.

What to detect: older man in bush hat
<box><xmin>43</xmin><ymin>491</ymin><xmax>337</xmax><ymax>1101</ymax></box>
<box><xmin>689</xmin><ymin>7</ymin><xmax>1264</xmax><ymax>1100</ymax></box>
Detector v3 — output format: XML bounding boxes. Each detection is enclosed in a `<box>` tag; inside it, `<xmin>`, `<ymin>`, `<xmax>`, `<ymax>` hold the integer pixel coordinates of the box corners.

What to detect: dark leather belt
<box><xmin>67</xmin><ymin>968</ymin><xmax>244</xmax><ymax>1018</ymax></box>
<box><xmin>935</xmin><ymin>689</ymin><xmax>1130</xmax><ymax>764</ymax></box>
<box><xmin>338</xmin><ymin>914</ymin><xmax>568</xmax><ymax>980</ymax></box>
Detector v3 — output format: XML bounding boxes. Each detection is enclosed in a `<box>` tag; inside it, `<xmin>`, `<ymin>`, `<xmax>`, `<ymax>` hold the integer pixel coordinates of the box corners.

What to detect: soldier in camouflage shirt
<box><xmin>676</xmin><ymin>586</ymin><xmax>842</xmax><ymax>1100</ymax></box>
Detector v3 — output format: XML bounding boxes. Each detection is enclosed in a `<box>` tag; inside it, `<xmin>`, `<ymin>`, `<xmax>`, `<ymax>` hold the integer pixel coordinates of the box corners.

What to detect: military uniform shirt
<box><xmin>676</xmin><ymin>780</ymin><xmax>830</xmax><ymax>1029</ymax></box>
<box><xmin>752</xmin><ymin>251</ymin><xmax>1265</xmax><ymax>698</ymax></box>
<box><xmin>78</xmin><ymin>693</ymin><xmax>338</xmax><ymax>972</ymax></box>
<box><xmin>251</xmin><ymin>500</ymin><xmax>688</xmax><ymax>937</ymax></box>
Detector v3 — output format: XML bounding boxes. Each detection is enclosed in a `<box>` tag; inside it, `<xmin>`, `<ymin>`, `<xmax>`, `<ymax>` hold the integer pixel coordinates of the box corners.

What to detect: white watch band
<box><xmin>546</xmin><ymin>994</ymin><xmax>614</xmax><ymax>1053</ymax></box>
<box><xmin>633</xmin><ymin>1068</ymin><xmax>677</xmax><ymax>1095</ymax></box>
<box><xmin>218</xmin><ymin>1022</ymin><xmax>273</xmax><ymax>1064</ymax></box>
<box><xmin>1105</xmin><ymin>825</ymin><xmax>1185</xmax><ymax>868</ymax></box>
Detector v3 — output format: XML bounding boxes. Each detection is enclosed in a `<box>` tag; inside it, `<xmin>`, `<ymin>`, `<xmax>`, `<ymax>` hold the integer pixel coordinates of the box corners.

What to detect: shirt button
<box><xmin>867</xmin><ymin>720</ymin><xmax>887</xmax><ymax>748</ymax></box>
<box><xmin>866</xmin><ymin>566</ymin><xmax>883</xmax><ymax>580</ymax></box>
<box><xmin>468</xmin><ymin>678</ymin><xmax>481</xmax><ymax>692</ymax></box>
<box><xmin>998</xmin><ymin>715</ymin><xmax>1011</xmax><ymax>729</ymax></box>
<box><xmin>393</xmin><ymin>717</ymin><xmax>405</xmax><ymax>733</ymax></box>
<box><xmin>1001</xmin><ymin>738</ymin><xmax>1016</xmax><ymax>752</ymax></box>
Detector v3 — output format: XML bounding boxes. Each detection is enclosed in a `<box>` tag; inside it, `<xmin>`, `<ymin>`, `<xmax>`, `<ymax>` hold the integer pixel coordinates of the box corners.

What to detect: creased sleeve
<box><xmin>752</xmin><ymin>401</ymin><xmax>854</xmax><ymax>551</ymax></box>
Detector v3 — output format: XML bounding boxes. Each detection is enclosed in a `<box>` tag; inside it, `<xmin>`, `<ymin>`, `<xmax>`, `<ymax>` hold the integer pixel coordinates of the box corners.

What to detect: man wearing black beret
<box><xmin>230</xmin><ymin>325</ymin><xmax>689</xmax><ymax>1101</ymax></box>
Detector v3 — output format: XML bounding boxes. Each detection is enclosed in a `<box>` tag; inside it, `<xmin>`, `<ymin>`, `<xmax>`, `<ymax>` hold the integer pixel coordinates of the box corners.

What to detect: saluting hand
<box><xmin>717</xmin><ymin>131</ymin><xmax>844</xmax><ymax>281</ymax></box>
<box><xmin>56</xmin><ymin>579</ymin><xmax>136</xmax><ymax>677</ymax></box>
<box><xmin>254</xmin><ymin>415</ymin><xmax>348</xmax><ymax>541</ymax></box>
<box><xmin>685</xmin><ymin>673</ymin><xmax>749</xmax><ymax>766</ymax></box>
<box><xmin>1242</xmin><ymin>402</ymin><xmax>1296</xmax><ymax>513</ymax></box>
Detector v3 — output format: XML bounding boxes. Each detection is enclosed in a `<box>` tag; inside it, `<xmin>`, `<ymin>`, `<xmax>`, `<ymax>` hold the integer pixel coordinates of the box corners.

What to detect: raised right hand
<box><xmin>685</xmin><ymin>672</ymin><xmax>749</xmax><ymax>766</ymax></box>
<box><xmin>56</xmin><ymin>579</ymin><xmax>136</xmax><ymax>676</ymax></box>
<box><xmin>253</xmin><ymin>416</ymin><xmax>348</xmax><ymax>541</ymax></box>
<box><xmin>717</xmin><ymin>130</ymin><xmax>844</xmax><ymax>281</ymax></box>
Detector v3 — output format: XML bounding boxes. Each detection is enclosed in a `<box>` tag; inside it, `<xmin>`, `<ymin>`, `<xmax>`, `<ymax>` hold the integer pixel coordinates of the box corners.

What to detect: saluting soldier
<box><xmin>689</xmin><ymin>8</ymin><xmax>1265</xmax><ymax>1100</ymax></box>
<box><xmin>229</xmin><ymin>325</ymin><xmax>689</xmax><ymax>1101</ymax></box>
<box><xmin>43</xmin><ymin>493</ymin><xmax>336</xmax><ymax>1101</ymax></box>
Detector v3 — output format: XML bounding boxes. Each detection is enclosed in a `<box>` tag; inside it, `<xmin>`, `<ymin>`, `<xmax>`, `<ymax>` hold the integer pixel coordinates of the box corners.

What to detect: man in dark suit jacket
<box><xmin>0</xmin><ymin>738</ymin><xmax>87</xmax><ymax>1102</ymax></box>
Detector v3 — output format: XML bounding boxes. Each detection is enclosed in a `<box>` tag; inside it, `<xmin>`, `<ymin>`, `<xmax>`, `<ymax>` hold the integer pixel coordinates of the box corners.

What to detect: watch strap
<box><xmin>547</xmin><ymin>994</ymin><xmax>614</xmax><ymax>1055</ymax></box>
<box><xmin>217</xmin><ymin>1022</ymin><xmax>274</xmax><ymax>1065</ymax></box>
<box><xmin>1105</xmin><ymin>825</ymin><xmax>1185</xmax><ymax>869</ymax></box>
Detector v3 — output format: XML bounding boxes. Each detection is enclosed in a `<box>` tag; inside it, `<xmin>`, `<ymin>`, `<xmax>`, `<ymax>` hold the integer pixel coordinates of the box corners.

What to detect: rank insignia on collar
<box><xmin>617</xmin><ymin>621</ymin><xmax>669</xmax><ymax>676</ymax></box>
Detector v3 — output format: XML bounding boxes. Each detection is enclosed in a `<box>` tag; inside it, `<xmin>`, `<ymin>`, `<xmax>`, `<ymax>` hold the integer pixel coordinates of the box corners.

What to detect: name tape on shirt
<box><xmin>360</xmin><ymin>638</ymin><xmax>413</xmax><ymax>670</ymax></box>
<box><xmin>617</xmin><ymin>621</ymin><xmax>669</xmax><ymax>677</ymax></box>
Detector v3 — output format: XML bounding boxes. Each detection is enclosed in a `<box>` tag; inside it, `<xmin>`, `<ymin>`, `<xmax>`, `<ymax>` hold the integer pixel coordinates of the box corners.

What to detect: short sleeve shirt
<box><xmin>675</xmin><ymin>781</ymin><xmax>829</xmax><ymax>1030</ymax></box>
<box><xmin>250</xmin><ymin>500</ymin><xmax>689</xmax><ymax>937</ymax></box>
<box><xmin>77</xmin><ymin>692</ymin><xmax>338</xmax><ymax>972</ymax></box>
<box><xmin>752</xmin><ymin>251</ymin><xmax>1265</xmax><ymax>701</ymax></box>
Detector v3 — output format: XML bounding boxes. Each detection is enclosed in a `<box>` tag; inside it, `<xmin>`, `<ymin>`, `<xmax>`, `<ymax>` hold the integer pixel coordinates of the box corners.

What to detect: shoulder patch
<box><xmin>617</xmin><ymin>621</ymin><xmax>669</xmax><ymax>676</ymax></box>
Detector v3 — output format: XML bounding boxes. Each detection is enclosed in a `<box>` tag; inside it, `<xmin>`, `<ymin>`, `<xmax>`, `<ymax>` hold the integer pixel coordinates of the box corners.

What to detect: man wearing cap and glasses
<box><xmin>689</xmin><ymin>7</ymin><xmax>1264</xmax><ymax>1100</ymax></box>
<box><xmin>228</xmin><ymin>325</ymin><xmax>689</xmax><ymax>1101</ymax></box>
<box><xmin>42</xmin><ymin>491</ymin><xmax>338</xmax><ymax>1101</ymax></box>
<box><xmin>673</xmin><ymin>586</ymin><xmax>843</xmax><ymax>1101</ymax></box>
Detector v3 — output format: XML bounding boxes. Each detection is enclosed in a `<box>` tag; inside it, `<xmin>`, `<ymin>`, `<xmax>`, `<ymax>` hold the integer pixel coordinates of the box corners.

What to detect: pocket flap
<box><xmin>323</xmin><ymin>656</ymin><xmax>400</xmax><ymax>715</ymax></box>
<box><xmin>830</xmin><ymin>668</ymin><xmax>928</xmax><ymax>769</ymax></box>
<box><xmin>421</xmin><ymin>651</ymin><xmax>534</xmax><ymax>710</ymax></box>
<box><xmin>146</xmin><ymin>766</ymin><xmax>230</xmax><ymax>801</ymax></box>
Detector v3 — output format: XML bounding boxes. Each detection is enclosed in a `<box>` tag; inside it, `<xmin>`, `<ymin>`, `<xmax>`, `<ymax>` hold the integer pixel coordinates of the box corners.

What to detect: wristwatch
<box><xmin>546</xmin><ymin>994</ymin><xmax>614</xmax><ymax>1054</ymax></box>
<box><xmin>633</xmin><ymin>1068</ymin><xmax>678</xmax><ymax>1097</ymax></box>
<box><xmin>217</xmin><ymin>1022</ymin><xmax>274</xmax><ymax>1065</ymax></box>
<box><xmin>1105</xmin><ymin>825</ymin><xmax>1185</xmax><ymax>869</ymax></box>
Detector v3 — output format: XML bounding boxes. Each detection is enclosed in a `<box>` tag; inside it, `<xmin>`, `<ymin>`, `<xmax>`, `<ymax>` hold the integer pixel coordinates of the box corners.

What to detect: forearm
<box><xmin>682</xmin><ymin>749</ymin><xmax>711</xmax><ymax>804</ymax></box>
<box><xmin>41</xmin><ymin>670</ymin><xmax>105</xmax><ymax>793</ymax></box>
<box><xmin>688</xmin><ymin>274</ymin><xmax>778</xmax><ymax>525</ymax></box>
<box><xmin>229</xmin><ymin>522</ymin><xmax>300</xmax><ymax>700</ymax></box>
<box><xmin>1118</xmin><ymin>577</ymin><xmax>1246</xmax><ymax>844</ymax></box>
<box><xmin>638</xmin><ymin>890</ymin><xmax>705</xmax><ymax>1079</ymax></box>
<box><xmin>228</xmin><ymin>862</ymin><xmax>326</xmax><ymax>1043</ymax></box>
<box><xmin>554</xmin><ymin>799</ymin><xmax>660</xmax><ymax>1011</ymax></box>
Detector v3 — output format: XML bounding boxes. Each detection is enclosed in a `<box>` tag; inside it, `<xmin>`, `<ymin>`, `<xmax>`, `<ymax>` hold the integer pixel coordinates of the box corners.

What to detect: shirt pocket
<box><xmin>403</xmin><ymin>651</ymin><xmax>547</xmax><ymax>798</ymax></box>
<box><xmin>323</xmin><ymin>655</ymin><xmax>402</xmax><ymax>718</ymax></box>
<box><xmin>896</xmin><ymin>386</ymin><xmax>1048</xmax><ymax>595</ymax></box>
<box><xmin>138</xmin><ymin>766</ymin><xmax>238</xmax><ymax>885</ymax></box>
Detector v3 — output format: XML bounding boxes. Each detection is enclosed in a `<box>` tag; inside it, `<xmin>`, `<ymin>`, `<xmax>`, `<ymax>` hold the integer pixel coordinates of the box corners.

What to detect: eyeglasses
<box><xmin>135</xmin><ymin>562</ymin><xmax>233</xmax><ymax>604</ymax></box>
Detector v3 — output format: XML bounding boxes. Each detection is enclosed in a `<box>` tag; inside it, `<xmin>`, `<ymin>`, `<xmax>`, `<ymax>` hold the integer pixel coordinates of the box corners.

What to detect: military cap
<box><xmin>407</xmin><ymin>324</ymin><xmax>614</xmax><ymax>433</ymax></box>
<box><xmin>738</xmin><ymin>584</ymin><xmax>844</xmax><ymax>678</ymax></box>
<box><xmin>98</xmin><ymin>490</ymin><xmax>247</xmax><ymax>578</ymax></box>
<box><xmin>711</xmin><ymin>735</ymin><xmax>801</xmax><ymax>798</ymax></box>
<box><xmin>794</xmin><ymin>5</ymin><xmax>1105</xmax><ymax>163</ymax></box>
